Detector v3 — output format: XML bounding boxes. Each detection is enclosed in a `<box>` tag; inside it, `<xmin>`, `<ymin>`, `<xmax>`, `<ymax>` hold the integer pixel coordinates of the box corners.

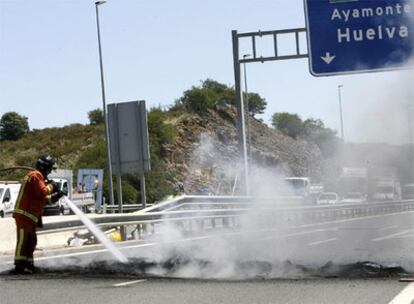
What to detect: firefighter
<box><xmin>12</xmin><ymin>155</ymin><xmax>66</xmax><ymax>274</ymax></box>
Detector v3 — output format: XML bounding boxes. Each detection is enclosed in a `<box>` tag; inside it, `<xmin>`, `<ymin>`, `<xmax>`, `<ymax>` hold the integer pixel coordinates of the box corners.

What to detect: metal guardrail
<box><xmin>102</xmin><ymin>204</ymin><xmax>154</xmax><ymax>213</ymax></box>
<box><xmin>37</xmin><ymin>196</ymin><xmax>414</xmax><ymax>242</ymax></box>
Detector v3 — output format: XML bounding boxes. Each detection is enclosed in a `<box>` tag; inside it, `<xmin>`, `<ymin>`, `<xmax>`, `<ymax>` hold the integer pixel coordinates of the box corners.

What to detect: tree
<box><xmin>178</xmin><ymin>87</ymin><xmax>217</xmax><ymax>114</ymax></box>
<box><xmin>246</xmin><ymin>92</ymin><xmax>267</xmax><ymax>117</ymax></box>
<box><xmin>303</xmin><ymin>118</ymin><xmax>324</xmax><ymax>133</ymax></box>
<box><xmin>0</xmin><ymin>112</ymin><xmax>30</xmax><ymax>141</ymax></box>
<box><xmin>272</xmin><ymin>113</ymin><xmax>340</xmax><ymax>156</ymax></box>
<box><xmin>88</xmin><ymin>108</ymin><xmax>104</xmax><ymax>125</ymax></box>
<box><xmin>173</xmin><ymin>79</ymin><xmax>267</xmax><ymax>115</ymax></box>
<box><xmin>201</xmin><ymin>79</ymin><xmax>235</xmax><ymax>108</ymax></box>
<box><xmin>201</xmin><ymin>79</ymin><xmax>228</xmax><ymax>94</ymax></box>
<box><xmin>271</xmin><ymin>112</ymin><xmax>304</xmax><ymax>138</ymax></box>
<box><xmin>303</xmin><ymin>118</ymin><xmax>339</xmax><ymax>157</ymax></box>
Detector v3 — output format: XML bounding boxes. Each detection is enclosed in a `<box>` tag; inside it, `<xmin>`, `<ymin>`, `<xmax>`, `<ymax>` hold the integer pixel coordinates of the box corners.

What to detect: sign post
<box><xmin>304</xmin><ymin>0</ymin><xmax>414</xmax><ymax>76</ymax></box>
<box><xmin>108</xmin><ymin>100</ymin><xmax>151</xmax><ymax>212</ymax></box>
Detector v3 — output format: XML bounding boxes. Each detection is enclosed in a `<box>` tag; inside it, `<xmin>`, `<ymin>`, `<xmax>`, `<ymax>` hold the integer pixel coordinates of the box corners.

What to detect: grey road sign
<box><xmin>108</xmin><ymin>100</ymin><xmax>150</xmax><ymax>175</ymax></box>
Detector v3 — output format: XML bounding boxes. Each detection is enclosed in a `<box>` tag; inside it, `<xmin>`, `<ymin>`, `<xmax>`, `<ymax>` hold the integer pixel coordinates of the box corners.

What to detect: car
<box><xmin>316</xmin><ymin>192</ymin><xmax>339</xmax><ymax>205</ymax></box>
<box><xmin>341</xmin><ymin>192</ymin><xmax>366</xmax><ymax>204</ymax></box>
<box><xmin>192</xmin><ymin>188</ymin><xmax>213</xmax><ymax>196</ymax></box>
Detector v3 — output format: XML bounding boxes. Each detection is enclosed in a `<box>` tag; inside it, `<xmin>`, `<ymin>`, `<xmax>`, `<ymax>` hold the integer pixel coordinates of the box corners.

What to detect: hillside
<box><xmin>0</xmin><ymin>107</ymin><xmax>327</xmax><ymax>202</ymax></box>
<box><xmin>163</xmin><ymin>108</ymin><xmax>325</xmax><ymax>194</ymax></box>
<box><xmin>0</xmin><ymin>124</ymin><xmax>103</xmax><ymax>179</ymax></box>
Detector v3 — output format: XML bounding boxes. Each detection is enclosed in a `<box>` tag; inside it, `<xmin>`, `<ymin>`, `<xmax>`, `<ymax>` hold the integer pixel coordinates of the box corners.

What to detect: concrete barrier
<box><xmin>0</xmin><ymin>218</ymin><xmax>15</xmax><ymax>255</ymax></box>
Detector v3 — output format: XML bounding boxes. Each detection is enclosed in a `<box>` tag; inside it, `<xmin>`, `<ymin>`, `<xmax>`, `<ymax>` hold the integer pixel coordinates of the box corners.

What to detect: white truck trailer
<box><xmin>372</xmin><ymin>179</ymin><xmax>401</xmax><ymax>201</ymax></box>
<box><xmin>0</xmin><ymin>181</ymin><xmax>21</xmax><ymax>218</ymax></box>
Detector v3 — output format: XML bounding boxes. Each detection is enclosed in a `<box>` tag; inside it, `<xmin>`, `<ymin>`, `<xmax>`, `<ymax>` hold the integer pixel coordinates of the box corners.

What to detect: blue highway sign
<box><xmin>304</xmin><ymin>0</ymin><xmax>414</xmax><ymax>76</ymax></box>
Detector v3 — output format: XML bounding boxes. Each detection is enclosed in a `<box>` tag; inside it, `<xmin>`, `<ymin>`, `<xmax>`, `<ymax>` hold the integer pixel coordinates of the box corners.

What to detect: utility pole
<box><xmin>338</xmin><ymin>85</ymin><xmax>345</xmax><ymax>142</ymax></box>
<box><xmin>95</xmin><ymin>0</ymin><xmax>115</xmax><ymax>207</ymax></box>
<box><xmin>408</xmin><ymin>104</ymin><xmax>414</xmax><ymax>182</ymax></box>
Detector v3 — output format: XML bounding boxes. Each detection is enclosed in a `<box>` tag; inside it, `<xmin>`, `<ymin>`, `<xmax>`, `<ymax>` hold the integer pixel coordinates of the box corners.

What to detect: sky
<box><xmin>1</xmin><ymin>0</ymin><xmax>414</xmax><ymax>144</ymax></box>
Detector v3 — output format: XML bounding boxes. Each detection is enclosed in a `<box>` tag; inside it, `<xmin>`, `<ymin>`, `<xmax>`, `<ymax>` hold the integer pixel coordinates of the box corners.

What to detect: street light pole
<box><xmin>338</xmin><ymin>85</ymin><xmax>345</xmax><ymax>142</ymax></box>
<box><xmin>408</xmin><ymin>104</ymin><xmax>414</xmax><ymax>182</ymax></box>
<box><xmin>95</xmin><ymin>0</ymin><xmax>115</xmax><ymax>207</ymax></box>
<box><xmin>243</xmin><ymin>54</ymin><xmax>252</xmax><ymax>164</ymax></box>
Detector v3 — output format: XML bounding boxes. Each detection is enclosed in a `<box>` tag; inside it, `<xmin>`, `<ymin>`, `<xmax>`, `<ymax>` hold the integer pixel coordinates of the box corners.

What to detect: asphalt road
<box><xmin>1</xmin><ymin>210</ymin><xmax>414</xmax><ymax>303</ymax></box>
<box><xmin>1</xmin><ymin>210</ymin><xmax>414</xmax><ymax>273</ymax></box>
<box><xmin>0</xmin><ymin>276</ymin><xmax>410</xmax><ymax>304</ymax></box>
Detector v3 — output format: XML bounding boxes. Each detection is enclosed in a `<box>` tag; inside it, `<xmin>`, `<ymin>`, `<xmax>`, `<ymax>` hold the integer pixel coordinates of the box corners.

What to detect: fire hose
<box><xmin>0</xmin><ymin>166</ymin><xmax>34</xmax><ymax>173</ymax></box>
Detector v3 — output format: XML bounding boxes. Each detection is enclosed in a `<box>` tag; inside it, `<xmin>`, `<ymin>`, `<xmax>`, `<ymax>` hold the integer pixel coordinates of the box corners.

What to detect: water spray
<box><xmin>63</xmin><ymin>197</ymin><xmax>128</xmax><ymax>263</ymax></box>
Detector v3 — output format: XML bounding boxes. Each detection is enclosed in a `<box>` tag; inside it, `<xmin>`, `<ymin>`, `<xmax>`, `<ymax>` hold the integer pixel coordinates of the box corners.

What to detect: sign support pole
<box><xmin>140</xmin><ymin>173</ymin><xmax>146</xmax><ymax>209</ymax></box>
<box><xmin>232</xmin><ymin>30</ymin><xmax>250</xmax><ymax>195</ymax></box>
<box><xmin>114</xmin><ymin>105</ymin><xmax>123</xmax><ymax>213</ymax></box>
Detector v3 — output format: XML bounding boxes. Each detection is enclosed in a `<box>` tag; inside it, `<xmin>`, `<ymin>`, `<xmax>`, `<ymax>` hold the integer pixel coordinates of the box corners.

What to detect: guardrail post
<box><xmin>120</xmin><ymin>225</ymin><xmax>127</xmax><ymax>241</ymax></box>
<box><xmin>211</xmin><ymin>218</ymin><xmax>216</xmax><ymax>229</ymax></box>
<box><xmin>223</xmin><ymin>217</ymin><xmax>229</xmax><ymax>228</ymax></box>
<box><xmin>141</xmin><ymin>223</ymin><xmax>147</xmax><ymax>239</ymax></box>
<box><xmin>232</xmin><ymin>216</ymin><xmax>238</xmax><ymax>227</ymax></box>
<box><xmin>133</xmin><ymin>225</ymin><xmax>139</xmax><ymax>240</ymax></box>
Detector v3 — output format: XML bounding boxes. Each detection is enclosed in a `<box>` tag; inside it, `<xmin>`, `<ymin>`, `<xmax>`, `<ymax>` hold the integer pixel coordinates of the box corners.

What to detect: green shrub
<box><xmin>178</xmin><ymin>87</ymin><xmax>218</xmax><ymax>114</ymax></box>
<box><xmin>0</xmin><ymin>112</ymin><xmax>30</xmax><ymax>141</ymax></box>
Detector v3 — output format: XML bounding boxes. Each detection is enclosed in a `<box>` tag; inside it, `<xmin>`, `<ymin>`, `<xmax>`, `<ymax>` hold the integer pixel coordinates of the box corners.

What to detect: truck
<box><xmin>0</xmin><ymin>181</ymin><xmax>21</xmax><ymax>218</ymax></box>
<box><xmin>284</xmin><ymin>177</ymin><xmax>322</xmax><ymax>203</ymax></box>
<box><xmin>338</xmin><ymin>167</ymin><xmax>401</xmax><ymax>202</ymax></box>
<box><xmin>402</xmin><ymin>183</ymin><xmax>414</xmax><ymax>199</ymax></box>
<box><xmin>337</xmin><ymin>168</ymin><xmax>369</xmax><ymax>199</ymax></box>
<box><xmin>284</xmin><ymin>177</ymin><xmax>310</xmax><ymax>198</ymax></box>
<box><xmin>372</xmin><ymin>179</ymin><xmax>401</xmax><ymax>201</ymax></box>
<box><xmin>45</xmin><ymin>169</ymin><xmax>95</xmax><ymax>215</ymax></box>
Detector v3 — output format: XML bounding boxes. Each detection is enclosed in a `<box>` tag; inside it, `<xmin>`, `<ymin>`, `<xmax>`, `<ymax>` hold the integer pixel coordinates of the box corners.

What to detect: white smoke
<box><xmin>145</xmin><ymin>134</ymin><xmax>307</xmax><ymax>278</ymax></box>
<box><xmin>348</xmin><ymin>68</ymin><xmax>414</xmax><ymax>144</ymax></box>
<box><xmin>150</xmin><ymin>132</ymin><xmax>414</xmax><ymax>279</ymax></box>
<box><xmin>185</xmin><ymin>132</ymin><xmax>240</xmax><ymax>195</ymax></box>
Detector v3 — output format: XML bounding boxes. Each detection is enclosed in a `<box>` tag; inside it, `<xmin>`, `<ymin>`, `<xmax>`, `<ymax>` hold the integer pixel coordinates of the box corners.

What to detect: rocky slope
<box><xmin>162</xmin><ymin>108</ymin><xmax>325</xmax><ymax>195</ymax></box>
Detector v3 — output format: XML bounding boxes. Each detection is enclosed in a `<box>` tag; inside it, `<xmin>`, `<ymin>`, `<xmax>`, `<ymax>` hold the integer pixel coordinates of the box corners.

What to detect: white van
<box><xmin>0</xmin><ymin>182</ymin><xmax>21</xmax><ymax>218</ymax></box>
<box><xmin>316</xmin><ymin>192</ymin><xmax>339</xmax><ymax>205</ymax></box>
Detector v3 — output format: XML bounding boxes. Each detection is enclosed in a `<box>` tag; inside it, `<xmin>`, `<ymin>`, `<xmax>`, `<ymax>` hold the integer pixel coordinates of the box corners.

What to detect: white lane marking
<box><xmin>296</xmin><ymin>211</ymin><xmax>414</xmax><ymax>230</ymax></box>
<box><xmin>113</xmin><ymin>279</ymin><xmax>147</xmax><ymax>287</ymax></box>
<box><xmin>394</xmin><ymin>234</ymin><xmax>414</xmax><ymax>239</ymax></box>
<box><xmin>388</xmin><ymin>282</ymin><xmax>414</xmax><ymax>304</ymax></box>
<box><xmin>260</xmin><ymin>228</ymin><xmax>338</xmax><ymax>241</ymax></box>
<box><xmin>379</xmin><ymin>225</ymin><xmax>398</xmax><ymax>231</ymax></box>
<box><xmin>307</xmin><ymin>238</ymin><xmax>337</xmax><ymax>246</ymax></box>
<box><xmin>372</xmin><ymin>230</ymin><xmax>413</xmax><ymax>242</ymax></box>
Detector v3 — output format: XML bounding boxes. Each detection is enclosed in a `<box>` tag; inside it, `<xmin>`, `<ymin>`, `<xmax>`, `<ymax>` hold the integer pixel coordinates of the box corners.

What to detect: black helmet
<box><xmin>35</xmin><ymin>155</ymin><xmax>57</xmax><ymax>173</ymax></box>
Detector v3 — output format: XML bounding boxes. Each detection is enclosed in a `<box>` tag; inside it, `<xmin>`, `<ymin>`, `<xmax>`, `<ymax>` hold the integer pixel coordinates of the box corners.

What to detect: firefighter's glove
<box><xmin>56</xmin><ymin>189</ymin><xmax>67</xmax><ymax>199</ymax></box>
<box><xmin>48</xmin><ymin>180</ymin><xmax>59</xmax><ymax>192</ymax></box>
<box><xmin>49</xmin><ymin>190</ymin><xmax>65</xmax><ymax>204</ymax></box>
<box><xmin>37</xmin><ymin>217</ymin><xmax>44</xmax><ymax>228</ymax></box>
